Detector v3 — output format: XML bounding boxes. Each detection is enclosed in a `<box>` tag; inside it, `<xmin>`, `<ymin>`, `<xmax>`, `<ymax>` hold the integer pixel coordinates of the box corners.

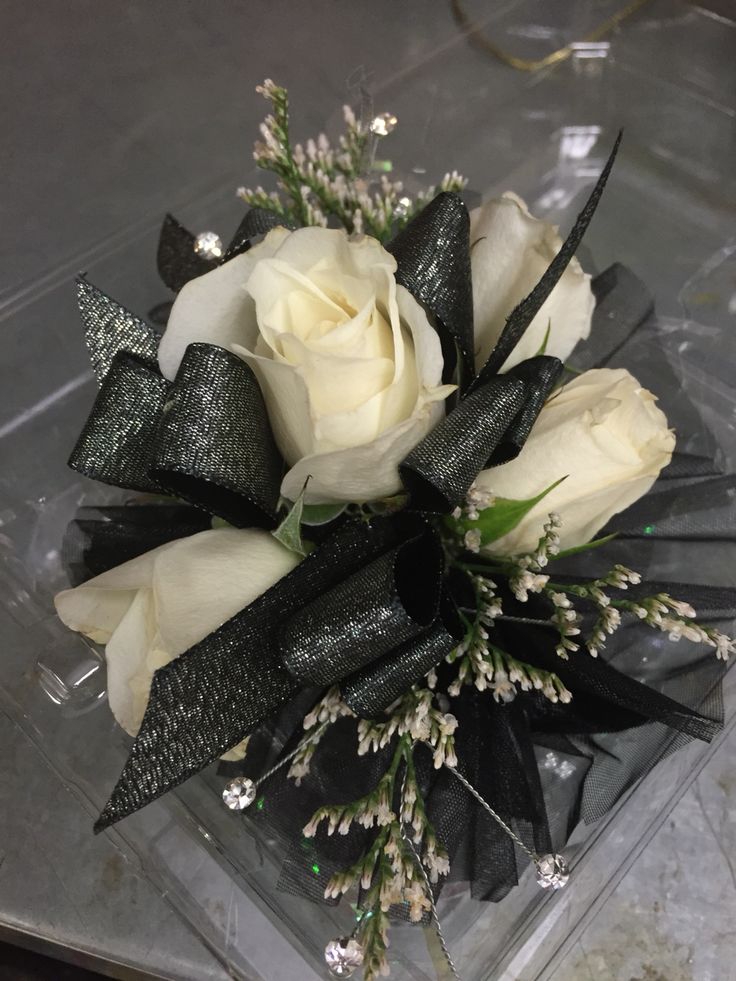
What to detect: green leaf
<box><xmin>562</xmin><ymin>362</ymin><xmax>584</xmax><ymax>376</ymax></box>
<box><xmin>272</xmin><ymin>481</ymin><xmax>313</xmax><ymax>557</ymax></box>
<box><xmin>210</xmin><ymin>515</ymin><xmax>233</xmax><ymax>530</ymax></box>
<box><xmin>448</xmin><ymin>476</ymin><xmax>567</xmax><ymax>546</ymax></box>
<box><xmin>552</xmin><ymin>532</ymin><xmax>618</xmax><ymax>560</ymax></box>
<box><xmin>535</xmin><ymin>320</ymin><xmax>552</xmax><ymax>356</ymax></box>
<box><xmin>300</xmin><ymin>502</ymin><xmax>347</xmax><ymax>526</ymax></box>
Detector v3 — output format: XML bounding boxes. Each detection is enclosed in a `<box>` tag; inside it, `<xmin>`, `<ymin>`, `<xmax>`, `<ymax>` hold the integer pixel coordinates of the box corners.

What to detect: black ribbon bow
<box><xmin>62</xmin><ymin>133</ymin><xmax>719</xmax><ymax>836</ymax></box>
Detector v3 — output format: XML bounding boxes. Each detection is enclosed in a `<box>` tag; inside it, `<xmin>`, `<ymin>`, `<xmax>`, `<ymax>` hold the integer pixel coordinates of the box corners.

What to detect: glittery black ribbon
<box><xmin>69</xmin><ymin>344</ymin><xmax>284</xmax><ymax>528</ymax></box>
<box><xmin>490</xmin><ymin>355</ymin><xmax>564</xmax><ymax>466</ymax></box>
<box><xmin>149</xmin><ymin>343</ymin><xmax>284</xmax><ymax>527</ymax></box>
<box><xmin>69</xmin><ymin>351</ymin><xmax>168</xmax><ymax>494</ymax></box>
<box><xmin>77</xmin><ymin>278</ymin><xmax>160</xmax><ymax>384</ymax></box>
<box><xmin>282</xmin><ymin>524</ymin><xmax>444</xmax><ymax>685</ymax></box>
<box><xmin>341</xmin><ymin>591</ymin><xmax>465</xmax><ymax>717</ymax></box>
<box><xmin>94</xmin><ymin>514</ymin><xmax>461</xmax><ymax>831</ymax></box>
<box><xmin>157</xmin><ymin>208</ymin><xmax>293</xmax><ymax>293</ymax></box>
<box><xmin>400</xmin><ymin>376</ymin><xmax>526</xmax><ymax>512</ymax></box>
<box><xmin>157</xmin><ymin>214</ymin><xmax>221</xmax><ymax>293</ymax></box>
<box><xmin>388</xmin><ymin>191</ymin><xmax>475</xmax><ymax>390</ymax></box>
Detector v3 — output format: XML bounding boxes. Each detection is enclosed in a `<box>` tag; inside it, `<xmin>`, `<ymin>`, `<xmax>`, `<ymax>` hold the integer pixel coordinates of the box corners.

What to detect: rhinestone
<box><xmin>535</xmin><ymin>853</ymin><xmax>569</xmax><ymax>890</ymax></box>
<box><xmin>393</xmin><ymin>195</ymin><xmax>412</xmax><ymax>218</ymax></box>
<box><xmin>194</xmin><ymin>230</ymin><xmax>224</xmax><ymax>260</ymax></box>
<box><xmin>370</xmin><ymin>112</ymin><xmax>398</xmax><ymax>137</ymax></box>
<box><xmin>222</xmin><ymin>777</ymin><xmax>256</xmax><ymax>811</ymax></box>
<box><xmin>324</xmin><ymin>937</ymin><xmax>364</xmax><ymax>977</ymax></box>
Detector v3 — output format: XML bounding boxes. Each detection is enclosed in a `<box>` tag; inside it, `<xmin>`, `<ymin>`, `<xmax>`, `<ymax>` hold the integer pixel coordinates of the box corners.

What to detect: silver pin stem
<box><xmin>222</xmin><ymin>721</ymin><xmax>330</xmax><ymax>811</ymax></box>
<box><xmin>400</xmin><ymin>753</ymin><xmax>462</xmax><ymax>981</ymax></box>
<box><xmin>444</xmin><ymin>764</ymin><xmax>539</xmax><ymax>863</ymax></box>
<box><xmin>444</xmin><ymin>764</ymin><xmax>570</xmax><ymax>889</ymax></box>
<box><xmin>254</xmin><ymin>720</ymin><xmax>330</xmax><ymax>789</ymax></box>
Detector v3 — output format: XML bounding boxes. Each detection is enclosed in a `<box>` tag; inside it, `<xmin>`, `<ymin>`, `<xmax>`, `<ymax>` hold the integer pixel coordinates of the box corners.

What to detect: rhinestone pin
<box><xmin>393</xmin><ymin>195</ymin><xmax>412</xmax><ymax>218</ymax></box>
<box><xmin>370</xmin><ymin>112</ymin><xmax>398</xmax><ymax>137</ymax></box>
<box><xmin>222</xmin><ymin>776</ymin><xmax>256</xmax><ymax>811</ymax></box>
<box><xmin>535</xmin><ymin>853</ymin><xmax>569</xmax><ymax>890</ymax></box>
<box><xmin>194</xmin><ymin>230</ymin><xmax>224</xmax><ymax>260</ymax></box>
<box><xmin>324</xmin><ymin>937</ymin><xmax>364</xmax><ymax>978</ymax></box>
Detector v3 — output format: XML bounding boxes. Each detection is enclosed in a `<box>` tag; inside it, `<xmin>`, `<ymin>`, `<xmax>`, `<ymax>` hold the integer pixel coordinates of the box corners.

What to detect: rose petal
<box><xmin>55</xmin><ymin>528</ymin><xmax>300</xmax><ymax>735</ymax></box>
<box><xmin>470</xmin><ymin>193</ymin><xmax>594</xmax><ymax>371</ymax></box>
<box><xmin>152</xmin><ymin>528</ymin><xmax>300</xmax><ymax>655</ymax></box>
<box><xmin>232</xmin><ymin>342</ymin><xmax>316</xmax><ymax>463</ymax></box>
<box><xmin>476</xmin><ymin>368</ymin><xmax>675</xmax><ymax>552</ymax></box>
<box><xmin>105</xmin><ymin>589</ymin><xmax>158</xmax><ymax>734</ymax></box>
<box><xmin>54</xmin><ymin>540</ymin><xmax>171</xmax><ymax>642</ymax></box>
<box><xmin>280</xmin><ymin>398</ymin><xmax>447</xmax><ymax>504</ymax></box>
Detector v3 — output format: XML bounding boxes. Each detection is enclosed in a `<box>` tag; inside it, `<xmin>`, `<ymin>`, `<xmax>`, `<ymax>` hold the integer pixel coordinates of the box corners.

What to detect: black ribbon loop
<box><xmin>69</xmin><ymin>343</ymin><xmax>284</xmax><ymax>528</ymax></box>
<box><xmin>341</xmin><ymin>591</ymin><xmax>465</xmax><ymax>718</ymax></box>
<box><xmin>150</xmin><ymin>343</ymin><xmax>284</xmax><ymax>528</ymax></box>
<box><xmin>69</xmin><ymin>351</ymin><xmax>168</xmax><ymax>494</ymax></box>
<box><xmin>77</xmin><ymin>278</ymin><xmax>160</xmax><ymax>385</ymax></box>
<box><xmin>400</xmin><ymin>376</ymin><xmax>525</xmax><ymax>513</ymax></box>
<box><xmin>388</xmin><ymin>191</ymin><xmax>475</xmax><ymax>390</ymax></box>
<box><xmin>486</xmin><ymin>355</ymin><xmax>563</xmax><ymax>467</ymax></box>
<box><xmin>281</xmin><ymin>525</ymin><xmax>443</xmax><ymax>685</ymax></box>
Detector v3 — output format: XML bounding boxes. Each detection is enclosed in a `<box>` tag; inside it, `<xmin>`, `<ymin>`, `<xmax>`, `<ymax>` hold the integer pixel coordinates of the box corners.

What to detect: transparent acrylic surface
<box><xmin>1</xmin><ymin>2</ymin><xmax>735</xmax><ymax>979</ymax></box>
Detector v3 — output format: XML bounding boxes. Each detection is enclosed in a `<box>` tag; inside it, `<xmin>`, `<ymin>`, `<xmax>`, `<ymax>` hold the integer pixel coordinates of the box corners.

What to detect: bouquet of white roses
<box><xmin>55</xmin><ymin>81</ymin><xmax>733</xmax><ymax>979</ymax></box>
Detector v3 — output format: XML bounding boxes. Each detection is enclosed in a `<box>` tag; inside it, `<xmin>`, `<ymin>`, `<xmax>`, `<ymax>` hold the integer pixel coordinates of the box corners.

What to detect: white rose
<box><xmin>54</xmin><ymin>528</ymin><xmax>300</xmax><ymax>738</ymax></box>
<box><xmin>476</xmin><ymin>368</ymin><xmax>675</xmax><ymax>553</ymax></box>
<box><xmin>158</xmin><ymin>226</ymin><xmax>454</xmax><ymax>504</ymax></box>
<box><xmin>470</xmin><ymin>192</ymin><xmax>595</xmax><ymax>371</ymax></box>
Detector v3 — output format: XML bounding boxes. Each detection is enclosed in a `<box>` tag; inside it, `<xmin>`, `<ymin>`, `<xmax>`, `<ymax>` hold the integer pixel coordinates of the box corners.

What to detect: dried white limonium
<box><xmin>238</xmin><ymin>78</ymin><xmax>467</xmax><ymax>242</ymax></box>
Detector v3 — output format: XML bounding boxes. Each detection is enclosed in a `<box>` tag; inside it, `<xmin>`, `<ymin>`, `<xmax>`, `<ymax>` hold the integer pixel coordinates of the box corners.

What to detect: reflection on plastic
<box><xmin>36</xmin><ymin>640</ymin><xmax>107</xmax><ymax>717</ymax></box>
<box><xmin>570</xmin><ymin>41</ymin><xmax>610</xmax><ymax>78</ymax></box>
<box><xmin>534</xmin><ymin>126</ymin><xmax>604</xmax><ymax>213</ymax></box>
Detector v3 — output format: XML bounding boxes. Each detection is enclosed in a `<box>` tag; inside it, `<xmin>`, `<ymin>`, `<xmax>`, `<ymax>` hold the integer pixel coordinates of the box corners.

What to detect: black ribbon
<box><xmin>400</xmin><ymin>376</ymin><xmax>526</xmax><ymax>512</ymax></box>
<box><xmin>77</xmin><ymin>278</ymin><xmax>160</xmax><ymax>384</ymax></box>
<box><xmin>150</xmin><ymin>343</ymin><xmax>284</xmax><ymax>527</ymax></box>
<box><xmin>341</xmin><ymin>590</ymin><xmax>465</xmax><ymax>717</ymax></box>
<box><xmin>94</xmin><ymin>514</ymin><xmax>460</xmax><ymax>830</ymax></box>
<box><xmin>388</xmin><ymin>191</ymin><xmax>475</xmax><ymax>390</ymax></box>
<box><xmin>62</xmin><ymin>504</ymin><xmax>212</xmax><ymax>586</ymax></box>
<box><xmin>157</xmin><ymin>207</ymin><xmax>293</xmax><ymax>293</ymax></box>
<box><xmin>69</xmin><ymin>343</ymin><xmax>284</xmax><ymax>528</ymax></box>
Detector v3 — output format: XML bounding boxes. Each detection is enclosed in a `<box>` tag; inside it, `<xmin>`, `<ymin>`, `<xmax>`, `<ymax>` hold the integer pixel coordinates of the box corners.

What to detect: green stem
<box><xmin>454</xmin><ymin>559</ymin><xmax>509</xmax><ymax>575</ymax></box>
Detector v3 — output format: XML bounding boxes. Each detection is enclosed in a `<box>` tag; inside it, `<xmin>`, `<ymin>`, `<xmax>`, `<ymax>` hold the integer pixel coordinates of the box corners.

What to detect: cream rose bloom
<box><xmin>158</xmin><ymin>226</ymin><xmax>453</xmax><ymax>504</ymax></box>
<box><xmin>470</xmin><ymin>192</ymin><xmax>595</xmax><ymax>371</ymax></box>
<box><xmin>54</xmin><ymin>528</ymin><xmax>300</xmax><ymax>738</ymax></box>
<box><xmin>476</xmin><ymin>368</ymin><xmax>675</xmax><ymax>553</ymax></box>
